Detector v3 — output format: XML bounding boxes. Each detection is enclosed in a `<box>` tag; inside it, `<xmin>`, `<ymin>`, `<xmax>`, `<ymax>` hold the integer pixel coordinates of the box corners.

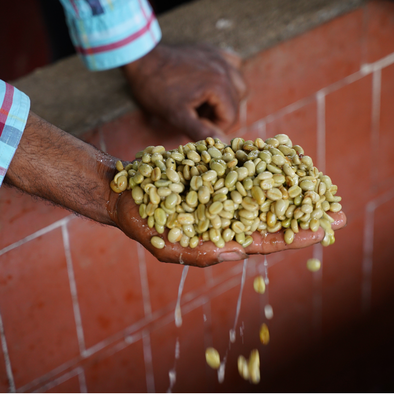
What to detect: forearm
<box><xmin>4</xmin><ymin>112</ymin><xmax>118</xmax><ymax>226</ymax></box>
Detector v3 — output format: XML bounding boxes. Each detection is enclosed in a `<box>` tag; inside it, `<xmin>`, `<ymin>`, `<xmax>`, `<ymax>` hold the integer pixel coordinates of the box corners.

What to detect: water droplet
<box><xmin>175</xmin><ymin>338</ymin><xmax>180</xmax><ymax>359</ymax></box>
<box><xmin>264</xmin><ymin>304</ymin><xmax>274</xmax><ymax>319</ymax></box>
<box><xmin>229</xmin><ymin>329</ymin><xmax>236</xmax><ymax>343</ymax></box>
<box><xmin>175</xmin><ymin>305</ymin><xmax>182</xmax><ymax>328</ymax></box>
<box><xmin>217</xmin><ymin>362</ymin><xmax>226</xmax><ymax>383</ymax></box>
<box><xmin>167</xmin><ymin>369</ymin><xmax>176</xmax><ymax>392</ymax></box>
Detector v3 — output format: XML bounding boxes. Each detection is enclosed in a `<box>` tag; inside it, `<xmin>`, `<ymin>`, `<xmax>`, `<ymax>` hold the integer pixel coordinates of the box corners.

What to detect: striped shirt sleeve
<box><xmin>0</xmin><ymin>81</ymin><xmax>30</xmax><ymax>187</ymax></box>
<box><xmin>59</xmin><ymin>0</ymin><xmax>162</xmax><ymax>71</ymax></box>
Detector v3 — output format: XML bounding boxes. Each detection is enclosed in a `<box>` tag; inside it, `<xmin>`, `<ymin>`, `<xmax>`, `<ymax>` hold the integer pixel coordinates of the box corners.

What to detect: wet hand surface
<box><xmin>112</xmin><ymin>191</ymin><xmax>347</xmax><ymax>268</ymax></box>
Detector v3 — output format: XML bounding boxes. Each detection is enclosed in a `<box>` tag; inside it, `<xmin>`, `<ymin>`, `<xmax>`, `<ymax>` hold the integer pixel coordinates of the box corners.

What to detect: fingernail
<box><xmin>218</xmin><ymin>251</ymin><xmax>248</xmax><ymax>263</ymax></box>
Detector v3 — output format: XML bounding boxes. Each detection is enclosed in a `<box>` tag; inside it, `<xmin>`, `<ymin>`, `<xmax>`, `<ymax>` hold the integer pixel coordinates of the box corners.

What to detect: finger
<box><xmin>201</xmin><ymin>87</ymin><xmax>239</xmax><ymax>131</ymax></box>
<box><xmin>328</xmin><ymin>211</ymin><xmax>347</xmax><ymax>230</ymax></box>
<box><xmin>175</xmin><ymin>108</ymin><xmax>226</xmax><ymax>141</ymax></box>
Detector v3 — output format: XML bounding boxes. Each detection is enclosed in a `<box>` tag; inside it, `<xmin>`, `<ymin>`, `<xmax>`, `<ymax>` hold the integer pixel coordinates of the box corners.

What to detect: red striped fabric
<box><xmin>0</xmin><ymin>83</ymin><xmax>14</xmax><ymax>137</ymax></box>
<box><xmin>75</xmin><ymin>12</ymin><xmax>155</xmax><ymax>55</ymax></box>
<box><xmin>0</xmin><ymin>167</ymin><xmax>6</xmax><ymax>177</ymax></box>
<box><xmin>138</xmin><ymin>0</ymin><xmax>156</xmax><ymax>44</ymax></box>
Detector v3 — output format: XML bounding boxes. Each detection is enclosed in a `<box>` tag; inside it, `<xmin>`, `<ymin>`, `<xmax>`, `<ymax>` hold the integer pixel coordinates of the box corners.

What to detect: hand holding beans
<box><xmin>108</xmin><ymin>134</ymin><xmax>347</xmax><ymax>267</ymax></box>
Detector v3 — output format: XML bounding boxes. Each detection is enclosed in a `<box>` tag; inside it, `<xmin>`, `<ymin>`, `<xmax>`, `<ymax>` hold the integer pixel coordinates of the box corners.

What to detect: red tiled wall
<box><xmin>1</xmin><ymin>1</ymin><xmax>394</xmax><ymax>392</ymax></box>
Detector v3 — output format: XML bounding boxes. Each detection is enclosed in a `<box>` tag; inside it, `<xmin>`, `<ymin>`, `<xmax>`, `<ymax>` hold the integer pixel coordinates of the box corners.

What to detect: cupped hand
<box><xmin>122</xmin><ymin>43</ymin><xmax>247</xmax><ymax>141</ymax></box>
<box><xmin>110</xmin><ymin>191</ymin><xmax>347</xmax><ymax>268</ymax></box>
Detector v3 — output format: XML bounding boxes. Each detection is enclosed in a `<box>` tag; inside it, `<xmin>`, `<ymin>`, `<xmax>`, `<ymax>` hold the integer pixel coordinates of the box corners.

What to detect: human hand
<box><xmin>122</xmin><ymin>43</ymin><xmax>247</xmax><ymax>141</ymax></box>
<box><xmin>110</xmin><ymin>190</ymin><xmax>347</xmax><ymax>267</ymax></box>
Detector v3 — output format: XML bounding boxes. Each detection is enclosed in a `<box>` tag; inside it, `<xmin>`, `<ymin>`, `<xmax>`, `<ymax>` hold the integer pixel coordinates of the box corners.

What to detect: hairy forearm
<box><xmin>5</xmin><ymin>112</ymin><xmax>118</xmax><ymax>226</ymax></box>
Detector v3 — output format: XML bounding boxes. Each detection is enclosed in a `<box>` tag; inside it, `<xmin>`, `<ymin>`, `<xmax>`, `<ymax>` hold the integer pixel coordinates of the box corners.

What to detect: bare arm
<box><xmin>5</xmin><ymin>111</ymin><xmax>117</xmax><ymax>226</ymax></box>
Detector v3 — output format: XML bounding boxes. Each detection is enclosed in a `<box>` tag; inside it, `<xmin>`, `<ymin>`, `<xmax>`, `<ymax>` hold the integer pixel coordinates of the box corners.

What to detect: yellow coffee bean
<box><xmin>190</xmin><ymin>236</ymin><xmax>199</xmax><ymax>248</ymax></box>
<box><xmin>259</xmin><ymin>323</ymin><xmax>270</xmax><ymax>345</ymax></box>
<box><xmin>284</xmin><ymin>228</ymin><xmax>295</xmax><ymax>244</ymax></box>
<box><xmin>307</xmin><ymin>258</ymin><xmax>321</xmax><ymax>272</ymax></box>
<box><xmin>238</xmin><ymin>355</ymin><xmax>249</xmax><ymax>380</ymax></box>
<box><xmin>253</xmin><ymin>276</ymin><xmax>266</xmax><ymax>294</ymax></box>
<box><xmin>168</xmin><ymin>228</ymin><xmax>183</xmax><ymax>243</ymax></box>
<box><xmin>248</xmin><ymin>349</ymin><xmax>260</xmax><ymax>384</ymax></box>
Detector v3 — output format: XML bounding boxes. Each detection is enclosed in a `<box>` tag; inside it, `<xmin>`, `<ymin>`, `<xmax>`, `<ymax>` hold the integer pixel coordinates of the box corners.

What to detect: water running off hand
<box><xmin>175</xmin><ymin>265</ymin><xmax>189</xmax><ymax>328</ymax></box>
<box><xmin>219</xmin><ymin>258</ymin><xmax>248</xmax><ymax>384</ymax></box>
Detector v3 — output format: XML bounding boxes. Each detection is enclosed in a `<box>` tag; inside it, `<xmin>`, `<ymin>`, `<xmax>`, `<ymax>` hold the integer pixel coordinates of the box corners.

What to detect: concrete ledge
<box><xmin>12</xmin><ymin>0</ymin><xmax>365</xmax><ymax>138</ymax></box>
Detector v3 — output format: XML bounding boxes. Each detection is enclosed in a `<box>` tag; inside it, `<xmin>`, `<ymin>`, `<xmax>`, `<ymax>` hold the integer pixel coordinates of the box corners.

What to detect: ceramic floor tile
<box><xmin>45</xmin><ymin>374</ymin><xmax>81</xmax><ymax>393</ymax></box>
<box><xmin>83</xmin><ymin>338</ymin><xmax>147</xmax><ymax>392</ymax></box>
<box><xmin>0</xmin><ymin>186</ymin><xmax>69</xmax><ymax>250</ymax></box>
<box><xmin>67</xmin><ymin>218</ymin><xmax>145</xmax><ymax>350</ymax></box>
<box><xmin>325</xmin><ymin>74</ymin><xmax>373</xmax><ymax>215</ymax></box>
<box><xmin>143</xmin><ymin>248</ymin><xmax>206</xmax><ymax>314</ymax></box>
<box><xmin>150</xmin><ymin>305</ymin><xmax>208</xmax><ymax>393</ymax></box>
<box><xmin>371</xmin><ymin>192</ymin><xmax>394</xmax><ymax>308</ymax></box>
<box><xmin>364</xmin><ymin>0</ymin><xmax>394</xmax><ymax>64</ymax></box>
<box><xmin>267</xmin><ymin>247</ymin><xmax>317</xmax><ymax>368</ymax></box>
<box><xmin>0</xmin><ymin>228</ymin><xmax>80</xmax><ymax>389</ymax></box>
<box><xmin>321</xmin><ymin>211</ymin><xmax>364</xmax><ymax>336</ymax></box>
<box><xmin>376</xmin><ymin>63</ymin><xmax>394</xmax><ymax>188</ymax></box>
<box><xmin>244</xmin><ymin>9</ymin><xmax>364</xmax><ymax>126</ymax></box>
<box><xmin>266</xmin><ymin>99</ymin><xmax>318</xmax><ymax>160</ymax></box>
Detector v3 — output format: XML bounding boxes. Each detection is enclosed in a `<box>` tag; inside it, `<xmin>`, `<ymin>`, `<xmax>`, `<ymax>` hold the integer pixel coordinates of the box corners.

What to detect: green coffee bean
<box><xmin>284</xmin><ymin>228</ymin><xmax>295</xmax><ymax>244</ymax></box>
<box><xmin>151</xmin><ymin>236</ymin><xmax>164</xmax><ymax>249</ymax></box>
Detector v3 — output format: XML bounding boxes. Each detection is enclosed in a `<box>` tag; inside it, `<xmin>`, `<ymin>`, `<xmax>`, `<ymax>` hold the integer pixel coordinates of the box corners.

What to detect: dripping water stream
<box><xmin>218</xmin><ymin>258</ymin><xmax>248</xmax><ymax>383</ymax></box>
<box><xmin>167</xmin><ymin>265</ymin><xmax>189</xmax><ymax>393</ymax></box>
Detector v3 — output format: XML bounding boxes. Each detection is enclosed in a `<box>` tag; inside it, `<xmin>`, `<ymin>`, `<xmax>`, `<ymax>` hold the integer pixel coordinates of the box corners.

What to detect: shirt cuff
<box><xmin>0</xmin><ymin>81</ymin><xmax>30</xmax><ymax>187</ymax></box>
<box><xmin>60</xmin><ymin>0</ymin><xmax>162</xmax><ymax>71</ymax></box>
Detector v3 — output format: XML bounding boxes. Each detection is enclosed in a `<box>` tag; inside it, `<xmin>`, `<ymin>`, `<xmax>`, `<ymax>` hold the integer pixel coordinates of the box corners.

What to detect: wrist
<box><xmin>121</xmin><ymin>43</ymin><xmax>166</xmax><ymax>82</ymax></box>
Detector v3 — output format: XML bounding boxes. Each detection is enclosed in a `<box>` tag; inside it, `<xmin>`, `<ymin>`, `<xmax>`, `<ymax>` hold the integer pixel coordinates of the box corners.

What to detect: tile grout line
<box><xmin>371</xmin><ymin>68</ymin><xmax>381</xmax><ymax>188</ymax></box>
<box><xmin>0</xmin><ymin>215</ymin><xmax>74</xmax><ymax>257</ymax></box>
<box><xmin>78</xmin><ymin>367</ymin><xmax>88</xmax><ymax>393</ymax></box>
<box><xmin>142</xmin><ymin>331</ymin><xmax>155</xmax><ymax>393</ymax></box>
<box><xmin>137</xmin><ymin>244</ymin><xmax>152</xmax><ymax>317</ymax></box>
<box><xmin>61</xmin><ymin>224</ymin><xmax>87</xmax><ymax>356</ymax></box>
<box><xmin>0</xmin><ymin>310</ymin><xmax>15</xmax><ymax>392</ymax></box>
<box><xmin>137</xmin><ymin>245</ymin><xmax>155</xmax><ymax>393</ymax></box>
<box><xmin>316</xmin><ymin>91</ymin><xmax>326</xmax><ymax>174</ymax></box>
<box><xmin>257</xmin><ymin>119</ymin><xmax>266</xmax><ymax>140</ymax></box>
<box><xmin>362</xmin><ymin>202</ymin><xmax>375</xmax><ymax>315</ymax></box>
<box><xmin>32</xmin><ymin>367</ymin><xmax>82</xmax><ymax>393</ymax></box>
